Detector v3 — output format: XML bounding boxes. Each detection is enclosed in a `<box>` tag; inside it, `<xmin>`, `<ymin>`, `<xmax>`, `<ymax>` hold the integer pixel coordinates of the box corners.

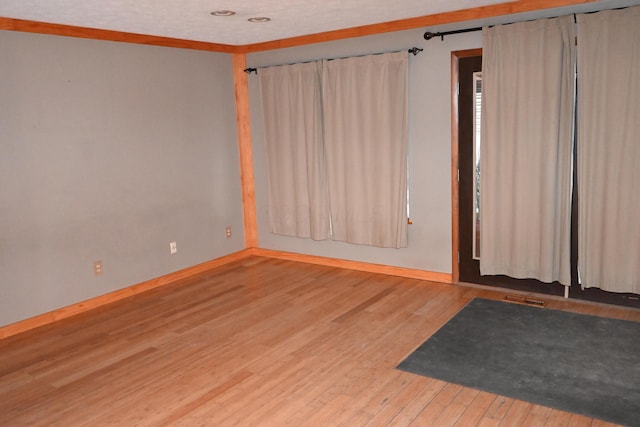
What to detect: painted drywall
<box><xmin>0</xmin><ymin>31</ymin><xmax>244</xmax><ymax>327</ymax></box>
<box><xmin>246</xmin><ymin>0</ymin><xmax>640</xmax><ymax>275</ymax></box>
<box><xmin>247</xmin><ymin>28</ymin><xmax>482</xmax><ymax>274</ymax></box>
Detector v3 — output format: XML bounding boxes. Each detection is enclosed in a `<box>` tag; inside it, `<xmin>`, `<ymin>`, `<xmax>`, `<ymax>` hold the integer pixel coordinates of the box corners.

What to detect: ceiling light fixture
<box><xmin>210</xmin><ymin>10</ymin><xmax>236</xmax><ymax>16</ymax></box>
<box><xmin>248</xmin><ymin>17</ymin><xmax>271</xmax><ymax>23</ymax></box>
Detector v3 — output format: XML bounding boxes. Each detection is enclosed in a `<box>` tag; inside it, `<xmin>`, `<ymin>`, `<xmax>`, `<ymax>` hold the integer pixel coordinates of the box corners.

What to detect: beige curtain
<box><xmin>258</xmin><ymin>62</ymin><xmax>330</xmax><ymax>240</ymax></box>
<box><xmin>322</xmin><ymin>52</ymin><xmax>409</xmax><ymax>248</ymax></box>
<box><xmin>576</xmin><ymin>6</ymin><xmax>640</xmax><ymax>293</ymax></box>
<box><xmin>480</xmin><ymin>16</ymin><xmax>575</xmax><ymax>285</ymax></box>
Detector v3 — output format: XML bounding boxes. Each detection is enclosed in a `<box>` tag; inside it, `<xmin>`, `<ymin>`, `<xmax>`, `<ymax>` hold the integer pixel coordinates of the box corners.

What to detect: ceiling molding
<box><xmin>1</xmin><ymin>0</ymin><xmax>599</xmax><ymax>53</ymax></box>
<box><xmin>238</xmin><ymin>0</ymin><xmax>597</xmax><ymax>53</ymax></box>
<box><xmin>0</xmin><ymin>17</ymin><xmax>240</xmax><ymax>53</ymax></box>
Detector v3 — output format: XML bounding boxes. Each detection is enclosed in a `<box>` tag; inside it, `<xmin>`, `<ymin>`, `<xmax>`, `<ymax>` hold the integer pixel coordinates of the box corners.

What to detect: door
<box><xmin>455</xmin><ymin>52</ymin><xmax>640</xmax><ymax>308</ymax></box>
<box><xmin>456</xmin><ymin>53</ymin><xmax>566</xmax><ymax>297</ymax></box>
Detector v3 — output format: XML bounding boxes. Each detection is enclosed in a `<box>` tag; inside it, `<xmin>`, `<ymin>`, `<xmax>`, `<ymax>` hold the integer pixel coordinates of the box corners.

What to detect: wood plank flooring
<box><xmin>1</xmin><ymin>256</ymin><xmax>638</xmax><ymax>426</ymax></box>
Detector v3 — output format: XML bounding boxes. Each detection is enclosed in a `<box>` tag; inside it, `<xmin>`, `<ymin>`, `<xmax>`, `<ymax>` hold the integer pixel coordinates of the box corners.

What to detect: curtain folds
<box><xmin>258</xmin><ymin>52</ymin><xmax>409</xmax><ymax>248</ymax></box>
<box><xmin>258</xmin><ymin>62</ymin><xmax>330</xmax><ymax>240</ymax></box>
<box><xmin>576</xmin><ymin>6</ymin><xmax>640</xmax><ymax>293</ymax></box>
<box><xmin>480</xmin><ymin>16</ymin><xmax>575</xmax><ymax>286</ymax></box>
<box><xmin>323</xmin><ymin>52</ymin><xmax>409</xmax><ymax>248</ymax></box>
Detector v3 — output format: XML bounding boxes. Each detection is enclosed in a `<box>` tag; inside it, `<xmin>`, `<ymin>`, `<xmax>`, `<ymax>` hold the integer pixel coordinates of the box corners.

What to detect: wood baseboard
<box><xmin>0</xmin><ymin>249</ymin><xmax>253</xmax><ymax>340</ymax></box>
<box><xmin>250</xmin><ymin>248</ymin><xmax>453</xmax><ymax>284</ymax></box>
<box><xmin>1</xmin><ymin>247</ymin><xmax>451</xmax><ymax>339</ymax></box>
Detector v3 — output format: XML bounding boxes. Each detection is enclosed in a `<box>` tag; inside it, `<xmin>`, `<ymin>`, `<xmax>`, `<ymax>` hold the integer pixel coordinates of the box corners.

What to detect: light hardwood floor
<box><xmin>1</xmin><ymin>256</ymin><xmax>638</xmax><ymax>426</ymax></box>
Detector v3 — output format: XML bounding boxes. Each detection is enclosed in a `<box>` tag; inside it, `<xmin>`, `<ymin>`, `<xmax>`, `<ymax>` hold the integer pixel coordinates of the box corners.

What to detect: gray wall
<box><xmin>245</xmin><ymin>0</ymin><xmax>637</xmax><ymax>275</ymax></box>
<box><xmin>247</xmin><ymin>28</ymin><xmax>483</xmax><ymax>274</ymax></box>
<box><xmin>2</xmin><ymin>0</ymin><xmax>631</xmax><ymax>328</ymax></box>
<box><xmin>0</xmin><ymin>31</ymin><xmax>244</xmax><ymax>327</ymax></box>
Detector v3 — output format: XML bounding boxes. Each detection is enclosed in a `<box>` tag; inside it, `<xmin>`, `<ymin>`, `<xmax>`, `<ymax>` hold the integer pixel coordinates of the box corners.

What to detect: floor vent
<box><xmin>504</xmin><ymin>294</ymin><xmax>546</xmax><ymax>307</ymax></box>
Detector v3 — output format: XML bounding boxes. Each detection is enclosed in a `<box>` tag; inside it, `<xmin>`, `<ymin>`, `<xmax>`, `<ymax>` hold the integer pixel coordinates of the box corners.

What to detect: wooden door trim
<box><xmin>451</xmin><ymin>48</ymin><xmax>482</xmax><ymax>285</ymax></box>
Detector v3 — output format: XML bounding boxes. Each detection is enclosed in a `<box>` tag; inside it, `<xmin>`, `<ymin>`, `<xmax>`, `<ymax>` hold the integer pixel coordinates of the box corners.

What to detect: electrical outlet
<box><xmin>225</xmin><ymin>226</ymin><xmax>232</xmax><ymax>238</ymax></box>
<box><xmin>93</xmin><ymin>261</ymin><xmax>102</xmax><ymax>276</ymax></box>
<box><xmin>170</xmin><ymin>241</ymin><xmax>177</xmax><ymax>254</ymax></box>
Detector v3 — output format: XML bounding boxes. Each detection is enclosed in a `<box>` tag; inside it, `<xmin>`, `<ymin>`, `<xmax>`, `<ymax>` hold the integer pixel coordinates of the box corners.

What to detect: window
<box><xmin>473</xmin><ymin>71</ymin><xmax>482</xmax><ymax>260</ymax></box>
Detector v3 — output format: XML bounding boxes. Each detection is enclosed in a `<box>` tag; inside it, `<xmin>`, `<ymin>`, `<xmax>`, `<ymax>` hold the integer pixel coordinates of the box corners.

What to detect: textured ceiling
<box><xmin>1</xmin><ymin>1</ymin><xmax>639</xmax><ymax>46</ymax></box>
<box><xmin>0</xmin><ymin>0</ymin><xmax>514</xmax><ymax>45</ymax></box>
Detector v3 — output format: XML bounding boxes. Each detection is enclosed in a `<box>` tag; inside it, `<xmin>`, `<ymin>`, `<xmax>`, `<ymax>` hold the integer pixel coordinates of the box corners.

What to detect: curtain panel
<box><xmin>322</xmin><ymin>52</ymin><xmax>409</xmax><ymax>248</ymax></box>
<box><xmin>258</xmin><ymin>62</ymin><xmax>330</xmax><ymax>240</ymax></box>
<box><xmin>480</xmin><ymin>16</ymin><xmax>575</xmax><ymax>286</ymax></box>
<box><xmin>576</xmin><ymin>6</ymin><xmax>640</xmax><ymax>293</ymax></box>
<box><xmin>258</xmin><ymin>52</ymin><xmax>409</xmax><ymax>248</ymax></box>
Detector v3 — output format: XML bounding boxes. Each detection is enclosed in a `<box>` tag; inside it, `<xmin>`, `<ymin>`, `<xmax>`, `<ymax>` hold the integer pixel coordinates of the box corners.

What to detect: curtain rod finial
<box><xmin>408</xmin><ymin>47</ymin><xmax>424</xmax><ymax>56</ymax></box>
<box><xmin>424</xmin><ymin>31</ymin><xmax>440</xmax><ymax>41</ymax></box>
<box><xmin>244</xmin><ymin>67</ymin><xmax>257</xmax><ymax>74</ymax></box>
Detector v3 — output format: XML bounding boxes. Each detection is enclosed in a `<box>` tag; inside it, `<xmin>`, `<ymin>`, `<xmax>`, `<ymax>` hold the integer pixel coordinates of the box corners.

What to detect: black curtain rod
<box><xmin>244</xmin><ymin>46</ymin><xmax>423</xmax><ymax>74</ymax></box>
<box><xmin>424</xmin><ymin>5</ymin><xmax>630</xmax><ymax>42</ymax></box>
<box><xmin>424</xmin><ymin>27</ymin><xmax>482</xmax><ymax>41</ymax></box>
<box><xmin>423</xmin><ymin>12</ymin><xmax>562</xmax><ymax>41</ymax></box>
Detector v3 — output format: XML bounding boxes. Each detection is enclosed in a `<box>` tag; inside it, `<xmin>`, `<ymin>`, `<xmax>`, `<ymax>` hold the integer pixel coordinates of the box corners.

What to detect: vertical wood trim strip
<box><xmin>232</xmin><ymin>53</ymin><xmax>258</xmax><ymax>248</ymax></box>
<box><xmin>451</xmin><ymin>52</ymin><xmax>461</xmax><ymax>285</ymax></box>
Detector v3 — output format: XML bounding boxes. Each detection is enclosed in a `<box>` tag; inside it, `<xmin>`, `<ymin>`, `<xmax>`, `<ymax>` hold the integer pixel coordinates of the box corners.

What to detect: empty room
<box><xmin>1</xmin><ymin>0</ymin><xmax>639</xmax><ymax>425</ymax></box>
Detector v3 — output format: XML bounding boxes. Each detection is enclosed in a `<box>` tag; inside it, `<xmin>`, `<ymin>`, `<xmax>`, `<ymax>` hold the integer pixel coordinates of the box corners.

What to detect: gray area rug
<box><xmin>397</xmin><ymin>298</ymin><xmax>640</xmax><ymax>427</ymax></box>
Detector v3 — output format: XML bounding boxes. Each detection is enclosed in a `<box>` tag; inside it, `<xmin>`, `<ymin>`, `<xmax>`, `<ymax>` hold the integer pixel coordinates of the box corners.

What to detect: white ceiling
<box><xmin>1</xmin><ymin>1</ymin><xmax>639</xmax><ymax>46</ymax></box>
<box><xmin>0</xmin><ymin>0</ymin><xmax>547</xmax><ymax>46</ymax></box>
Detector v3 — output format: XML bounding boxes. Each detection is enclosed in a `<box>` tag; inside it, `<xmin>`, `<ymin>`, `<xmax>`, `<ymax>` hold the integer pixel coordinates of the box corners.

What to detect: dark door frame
<box><xmin>451</xmin><ymin>48</ymin><xmax>482</xmax><ymax>285</ymax></box>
